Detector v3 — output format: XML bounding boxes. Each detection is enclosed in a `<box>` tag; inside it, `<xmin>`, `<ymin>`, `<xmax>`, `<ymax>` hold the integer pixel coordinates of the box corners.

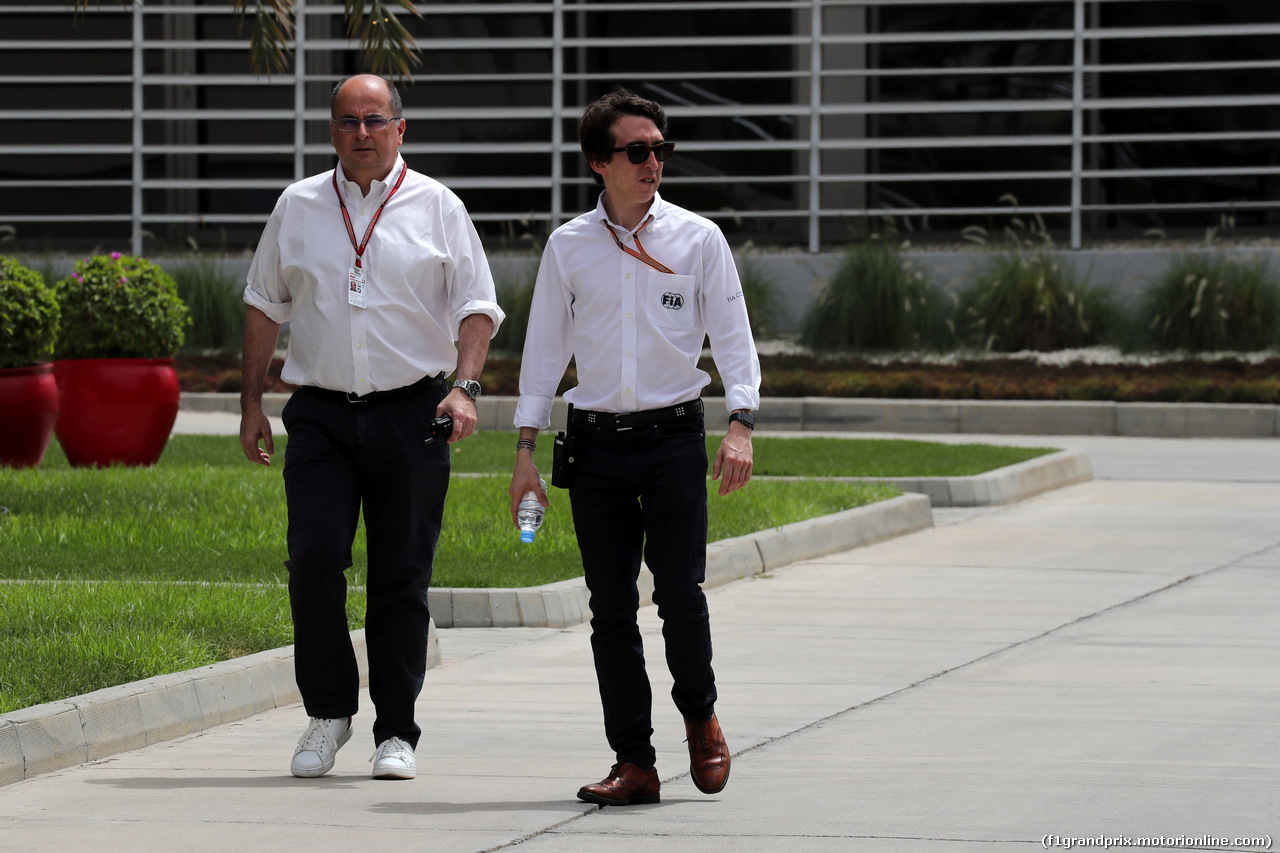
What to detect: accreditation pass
<box><xmin>348</xmin><ymin>265</ymin><xmax>366</xmax><ymax>308</ymax></box>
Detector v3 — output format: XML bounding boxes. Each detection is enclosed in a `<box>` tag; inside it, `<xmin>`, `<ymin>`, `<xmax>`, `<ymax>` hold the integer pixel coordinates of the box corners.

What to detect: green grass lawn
<box><xmin>0</xmin><ymin>580</ymin><xmax>315</xmax><ymax>714</ymax></box>
<box><xmin>0</xmin><ymin>432</ymin><xmax>1053</xmax><ymax>714</ymax></box>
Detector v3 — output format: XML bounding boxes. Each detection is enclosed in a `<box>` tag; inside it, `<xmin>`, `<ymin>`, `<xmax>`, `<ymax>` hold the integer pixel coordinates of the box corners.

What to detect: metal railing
<box><xmin>1</xmin><ymin>0</ymin><xmax>1277</xmax><ymax>254</ymax></box>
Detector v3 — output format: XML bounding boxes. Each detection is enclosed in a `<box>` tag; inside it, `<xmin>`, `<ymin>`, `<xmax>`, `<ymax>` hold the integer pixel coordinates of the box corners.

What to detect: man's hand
<box><xmin>509</xmin><ymin>451</ymin><xmax>548</xmax><ymax>526</ymax></box>
<box><xmin>239</xmin><ymin>407</ymin><xmax>275</xmax><ymax>466</ymax></box>
<box><xmin>711</xmin><ymin>421</ymin><xmax>753</xmax><ymax>496</ymax></box>
<box><xmin>437</xmin><ymin>389</ymin><xmax>477</xmax><ymax>443</ymax></box>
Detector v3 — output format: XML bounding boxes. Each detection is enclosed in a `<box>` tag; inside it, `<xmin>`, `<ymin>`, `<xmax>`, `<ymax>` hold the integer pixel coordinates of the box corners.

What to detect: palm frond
<box><xmin>342</xmin><ymin>0</ymin><xmax>423</xmax><ymax>79</ymax></box>
<box><xmin>75</xmin><ymin>0</ymin><xmax>420</xmax><ymax>79</ymax></box>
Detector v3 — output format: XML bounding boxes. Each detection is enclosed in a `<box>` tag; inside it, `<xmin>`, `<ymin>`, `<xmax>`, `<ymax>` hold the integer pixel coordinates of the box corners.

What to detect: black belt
<box><xmin>572</xmin><ymin>399</ymin><xmax>703</xmax><ymax>431</ymax></box>
<box><xmin>313</xmin><ymin>373</ymin><xmax>446</xmax><ymax>404</ymax></box>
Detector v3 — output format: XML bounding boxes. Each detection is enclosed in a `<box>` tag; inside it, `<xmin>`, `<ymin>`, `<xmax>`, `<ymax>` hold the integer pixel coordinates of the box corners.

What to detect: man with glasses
<box><xmin>509</xmin><ymin>88</ymin><xmax>760</xmax><ymax>805</ymax></box>
<box><xmin>240</xmin><ymin>73</ymin><xmax>503</xmax><ymax>781</ymax></box>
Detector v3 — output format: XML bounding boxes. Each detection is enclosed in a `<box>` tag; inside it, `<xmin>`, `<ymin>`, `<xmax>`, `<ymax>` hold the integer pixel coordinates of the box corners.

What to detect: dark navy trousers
<box><xmin>568</xmin><ymin>413</ymin><xmax>716</xmax><ymax>771</ymax></box>
<box><xmin>280</xmin><ymin>382</ymin><xmax>449</xmax><ymax>750</ymax></box>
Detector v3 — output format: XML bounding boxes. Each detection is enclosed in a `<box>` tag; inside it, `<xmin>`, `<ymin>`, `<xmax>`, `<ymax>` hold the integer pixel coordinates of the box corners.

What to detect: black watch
<box><xmin>728</xmin><ymin>410</ymin><xmax>755</xmax><ymax>430</ymax></box>
<box><xmin>452</xmin><ymin>379</ymin><xmax>482</xmax><ymax>401</ymax></box>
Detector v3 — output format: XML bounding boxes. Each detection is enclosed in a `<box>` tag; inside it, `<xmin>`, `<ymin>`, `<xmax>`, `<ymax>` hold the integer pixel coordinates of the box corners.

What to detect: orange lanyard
<box><xmin>332</xmin><ymin>162</ymin><xmax>408</xmax><ymax>269</ymax></box>
<box><xmin>603</xmin><ymin>215</ymin><xmax>674</xmax><ymax>275</ymax></box>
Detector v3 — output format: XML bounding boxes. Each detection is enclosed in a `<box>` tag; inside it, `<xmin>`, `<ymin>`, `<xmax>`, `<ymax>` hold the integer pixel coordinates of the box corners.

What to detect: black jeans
<box><xmin>280</xmin><ymin>382</ymin><xmax>449</xmax><ymax>750</ymax></box>
<box><xmin>568</xmin><ymin>413</ymin><xmax>716</xmax><ymax>770</ymax></box>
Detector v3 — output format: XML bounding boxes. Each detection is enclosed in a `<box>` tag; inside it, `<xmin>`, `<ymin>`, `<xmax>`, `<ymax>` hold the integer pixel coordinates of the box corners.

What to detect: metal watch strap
<box><xmin>453</xmin><ymin>379</ymin><xmax>481</xmax><ymax>401</ymax></box>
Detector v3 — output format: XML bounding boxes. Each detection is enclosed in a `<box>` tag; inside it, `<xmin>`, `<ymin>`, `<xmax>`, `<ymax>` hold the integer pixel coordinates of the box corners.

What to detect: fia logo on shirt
<box><xmin>661</xmin><ymin>292</ymin><xmax>685</xmax><ymax>311</ymax></box>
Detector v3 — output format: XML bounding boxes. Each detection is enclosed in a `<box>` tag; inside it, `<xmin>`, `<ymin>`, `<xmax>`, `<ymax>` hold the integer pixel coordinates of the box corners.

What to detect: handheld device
<box><xmin>423</xmin><ymin>414</ymin><xmax>453</xmax><ymax>445</ymax></box>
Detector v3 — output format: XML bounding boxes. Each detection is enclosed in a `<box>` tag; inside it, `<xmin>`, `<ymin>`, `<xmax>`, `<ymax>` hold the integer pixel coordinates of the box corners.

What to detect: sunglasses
<box><xmin>331</xmin><ymin>116</ymin><xmax>402</xmax><ymax>133</ymax></box>
<box><xmin>610</xmin><ymin>141</ymin><xmax>676</xmax><ymax>165</ymax></box>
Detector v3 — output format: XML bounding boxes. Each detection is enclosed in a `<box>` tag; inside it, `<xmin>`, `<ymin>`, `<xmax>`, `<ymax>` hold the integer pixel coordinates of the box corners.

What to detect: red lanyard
<box><xmin>332</xmin><ymin>162</ymin><xmax>408</xmax><ymax>269</ymax></box>
<box><xmin>603</xmin><ymin>215</ymin><xmax>674</xmax><ymax>275</ymax></box>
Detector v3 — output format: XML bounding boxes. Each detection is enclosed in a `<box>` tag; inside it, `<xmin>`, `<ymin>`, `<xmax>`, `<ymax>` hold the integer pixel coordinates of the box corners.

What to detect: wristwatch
<box><xmin>452</xmin><ymin>379</ymin><xmax>482</xmax><ymax>401</ymax></box>
<box><xmin>728</xmin><ymin>410</ymin><xmax>755</xmax><ymax>430</ymax></box>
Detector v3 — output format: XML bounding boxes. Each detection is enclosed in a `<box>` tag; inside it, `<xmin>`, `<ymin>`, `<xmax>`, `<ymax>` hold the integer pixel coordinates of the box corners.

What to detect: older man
<box><xmin>241</xmin><ymin>74</ymin><xmax>503</xmax><ymax>780</ymax></box>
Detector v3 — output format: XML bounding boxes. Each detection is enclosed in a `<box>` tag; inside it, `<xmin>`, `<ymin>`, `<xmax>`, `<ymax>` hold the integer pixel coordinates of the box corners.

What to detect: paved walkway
<box><xmin>1</xmin><ymin>417</ymin><xmax>1277</xmax><ymax>852</ymax></box>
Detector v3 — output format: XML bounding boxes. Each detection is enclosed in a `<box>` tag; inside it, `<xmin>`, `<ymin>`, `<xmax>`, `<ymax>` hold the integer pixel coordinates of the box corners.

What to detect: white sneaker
<box><xmin>290</xmin><ymin>716</ymin><xmax>352</xmax><ymax>778</ymax></box>
<box><xmin>370</xmin><ymin>736</ymin><xmax>416</xmax><ymax>780</ymax></box>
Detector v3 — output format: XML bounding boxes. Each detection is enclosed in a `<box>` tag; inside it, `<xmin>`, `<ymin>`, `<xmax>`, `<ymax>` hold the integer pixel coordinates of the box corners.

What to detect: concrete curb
<box><xmin>0</xmin><ymin>439</ymin><xmax>1088</xmax><ymax>786</ymax></box>
<box><xmin>1</xmin><ymin>627</ymin><xmax>440</xmax><ymax>787</ymax></box>
<box><xmin>424</xmin><ymin>448</ymin><xmax>1088</xmax><ymax>629</ymax></box>
<box><xmin>880</xmin><ymin>449</ymin><xmax>1093</xmax><ymax>507</ymax></box>
<box><xmin>182</xmin><ymin>392</ymin><xmax>1280</xmax><ymax>438</ymax></box>
<box><xmin>753</xmin><ymin>397</ymin><xmax>1280</xmax><ymax>437</ymax></box>
<box><xmin>428</xmin><ymin>493</ymin><xmax>935</xmax><ymax>629</ymax></box>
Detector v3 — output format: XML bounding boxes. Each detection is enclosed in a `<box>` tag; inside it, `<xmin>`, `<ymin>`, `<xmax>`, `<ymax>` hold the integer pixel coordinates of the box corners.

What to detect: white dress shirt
<box><xmin>244</xmin><ymin>155</ymin><xmax>504</xmax><ymax>395</ymax></box>
<box><xmin>515</xmin><ymin>192</ymin><xmax>761</xmax><ymax>429</ymax></box>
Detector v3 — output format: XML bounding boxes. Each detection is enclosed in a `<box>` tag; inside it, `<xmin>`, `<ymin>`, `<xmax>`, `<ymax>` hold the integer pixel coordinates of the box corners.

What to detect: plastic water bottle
<box><xmin>518</xmin><ymin>478</ymin><xmax>548</xmax><ymax>544</ymax></box>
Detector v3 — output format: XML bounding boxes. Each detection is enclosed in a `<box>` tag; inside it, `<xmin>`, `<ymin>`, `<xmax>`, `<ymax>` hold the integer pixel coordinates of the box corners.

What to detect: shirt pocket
<box><xmin>372</xmin><ymin>240</ymin><xmax>443</xmax><ymax>296</ymax></box>
<box><xmin>643</xmin><ymin>272</ymin><xmax>698</xmax><ymax>332</ymax></box>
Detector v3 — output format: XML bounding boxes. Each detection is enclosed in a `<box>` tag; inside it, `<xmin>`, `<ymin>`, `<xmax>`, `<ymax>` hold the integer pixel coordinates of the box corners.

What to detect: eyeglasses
<box><xmin>610</xmin><ymin>141</ymin><xmax>676</xmax><ymax>165</ymax></box>
<box><xmin>331</xmin><ymin>116</ymin><xmax>402</xmax><ymax>133</ymax></box>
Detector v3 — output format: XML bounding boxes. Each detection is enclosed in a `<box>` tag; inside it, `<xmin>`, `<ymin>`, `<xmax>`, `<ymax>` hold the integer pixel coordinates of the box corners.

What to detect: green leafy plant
<box><xmin>54</xmin><ymin>253</ymin><xmax>192</xmax><ymax>359</ymax></box>
<box><xmin>1139</xmin><ymin>251</ymin><xmax>1280</xmax><ymax>352</ymax></box>
<box><xmin>800</xmin><ymin>236</ymin><xmax>949</xmax><ymax>351</ymax></box>
<box><xmin>169</xmin><ymin>257</ymin><xmax>246</xmax><ymax>354</ymax></box>
<box><xmin>0</xmin><ymin>256</ymin><xmax>60</xmax><ymax>369</ymax></box>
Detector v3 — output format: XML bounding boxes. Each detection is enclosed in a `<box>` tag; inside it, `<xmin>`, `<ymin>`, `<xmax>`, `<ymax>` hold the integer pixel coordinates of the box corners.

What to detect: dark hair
<box><xmin>579</xmin><ymin>88</ymin><xmax>668</xmax><ymax>185</ymax></box>
<box><xmin>331</xmin><ymin>74</ymin><xmax>403</xmax><ymax>119</ymax></box>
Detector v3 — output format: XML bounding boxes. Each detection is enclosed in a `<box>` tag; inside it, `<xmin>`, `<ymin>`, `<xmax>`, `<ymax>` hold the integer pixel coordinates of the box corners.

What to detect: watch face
<box><xmin>454</xmin><ymin>380</ymin><xmax>481</xmax><ymax>399</ymax></box>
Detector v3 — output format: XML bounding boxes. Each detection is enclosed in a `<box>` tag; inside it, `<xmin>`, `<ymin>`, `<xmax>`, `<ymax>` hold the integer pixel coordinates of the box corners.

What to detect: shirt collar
<box><xmin>335</xmin><ymin>154</ymin><xmax>405</xmax><ymax>205</ymax></box>
<box><xmin>596</xmin><ymin>191</ymin><xmax>665</xmax><ymax>235</ymax></box>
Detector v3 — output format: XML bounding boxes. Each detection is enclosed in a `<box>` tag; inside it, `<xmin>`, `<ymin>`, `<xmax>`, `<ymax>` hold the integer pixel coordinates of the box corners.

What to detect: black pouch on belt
<box><xmin>551</xmin><ymin>430</ymin><xmax>575</xmax><ymax>489</ymax></box>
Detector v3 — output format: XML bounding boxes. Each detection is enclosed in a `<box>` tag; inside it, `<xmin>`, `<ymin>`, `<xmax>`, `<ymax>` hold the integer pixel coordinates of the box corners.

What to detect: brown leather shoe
<box><xmin>685</xmin><ymin>713</ymin><xmax>730</xmax><ymax>794</ymax></box>
<box><xmin>577</xmin><ymin>762</ymin><xmax>660</xmax><ymax>806</ymax></box>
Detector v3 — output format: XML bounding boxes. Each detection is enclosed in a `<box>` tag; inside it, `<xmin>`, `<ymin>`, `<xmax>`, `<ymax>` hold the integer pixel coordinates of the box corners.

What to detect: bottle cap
<box><xmin>520</xmin><ymin>529</ymin><xmax>536</xmax><ymax>544</ymax></box>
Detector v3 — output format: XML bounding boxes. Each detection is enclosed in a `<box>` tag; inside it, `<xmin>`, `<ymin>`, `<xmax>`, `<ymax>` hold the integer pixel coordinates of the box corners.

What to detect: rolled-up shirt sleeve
<box><xmin>243</xmin><ymin>196</ymin><xmax>294</xmax><ymax>324</ymax></box>
<box><xmin>444</xmin><ymin>198</ymin><xmax>505</xmax><ymax>340</ymax></box>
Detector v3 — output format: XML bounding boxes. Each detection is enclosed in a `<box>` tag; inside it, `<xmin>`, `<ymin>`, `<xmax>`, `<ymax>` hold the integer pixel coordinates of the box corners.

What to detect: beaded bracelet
<box><xmin>516</xmin><ymin>439</ymin><xmax>537</xmax><ymax>452</ymax></box>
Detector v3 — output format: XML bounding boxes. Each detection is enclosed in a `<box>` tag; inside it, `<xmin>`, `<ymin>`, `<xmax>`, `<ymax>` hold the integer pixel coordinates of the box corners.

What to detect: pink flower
<box><xmin>120</xmin><ymin>277</ymin><xmax>128</xmax><ymax>284</ymax></box>
<box><xmin>72</xmin><ymin>272</ymin><xmax>83</xmax><ymax>282</ymax></box>
<box><xmin>110</xmin><ymin>252</ymin><xmax>122</xmax><ymax>260</ymax></box>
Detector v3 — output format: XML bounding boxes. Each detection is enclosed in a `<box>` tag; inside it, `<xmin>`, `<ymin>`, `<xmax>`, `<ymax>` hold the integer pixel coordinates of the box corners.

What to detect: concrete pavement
<box><xmin>0</xmin><ymin>417</ymin><xmax>1276</xmax><ymax>851</ymax></box>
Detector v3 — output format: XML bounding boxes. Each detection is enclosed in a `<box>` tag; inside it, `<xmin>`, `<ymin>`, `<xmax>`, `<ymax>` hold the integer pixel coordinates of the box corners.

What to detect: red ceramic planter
<box><xmin>0</xmin><ymin>363</ymin><xmax>60</xmax><ymax>468</ymax></box>
<box><xmin>52</xmin><ymin>358</ymin><xmax>180</xmax><ymax>467</ymax></box>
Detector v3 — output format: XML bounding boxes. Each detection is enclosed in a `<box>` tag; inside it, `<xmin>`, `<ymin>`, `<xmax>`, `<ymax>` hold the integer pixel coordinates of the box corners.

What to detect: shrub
<box><xmin>490</xmin><ymin>260</ymin><xmax>536</xmax><ymax>356</ymax></box>
<box><xmin>800</xmin><ymin>237</ymin><xmax>949</xmax><ymax>351</ymax></box>
<box><xmin>735</xmin><ymin>250</ymin><xmax>781</xmax><ymax>339</ymax></box>
<box><xmin>1139</xmin><ymin>252</ymin><xmax>1280</xmax><ymax>352</ymax></box>
<box><xmin>956</xmin><ymin>249</ymin><xmax>1120</xmax><ymax>352</ymax></box>
<box><xmin>54</xmin><ymin>253</ymin><xmax>191</xmax><ymax>359</ymax></box>
<box><xmin>169</xmin><ymin>258</ymin><xmax>245</xmax><ymax>353</ymax></box>
<box><xmin>0</xmin><ymin>256</ymin><xmax>60</xmax><ymax>368</ymax></box>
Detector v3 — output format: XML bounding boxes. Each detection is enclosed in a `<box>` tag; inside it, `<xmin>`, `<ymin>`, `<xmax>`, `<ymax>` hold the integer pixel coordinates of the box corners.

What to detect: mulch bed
<box><xmin>175</xmin><ymin>353</ymin><xmax>1280</xmax><ymax>405</ymax></box>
